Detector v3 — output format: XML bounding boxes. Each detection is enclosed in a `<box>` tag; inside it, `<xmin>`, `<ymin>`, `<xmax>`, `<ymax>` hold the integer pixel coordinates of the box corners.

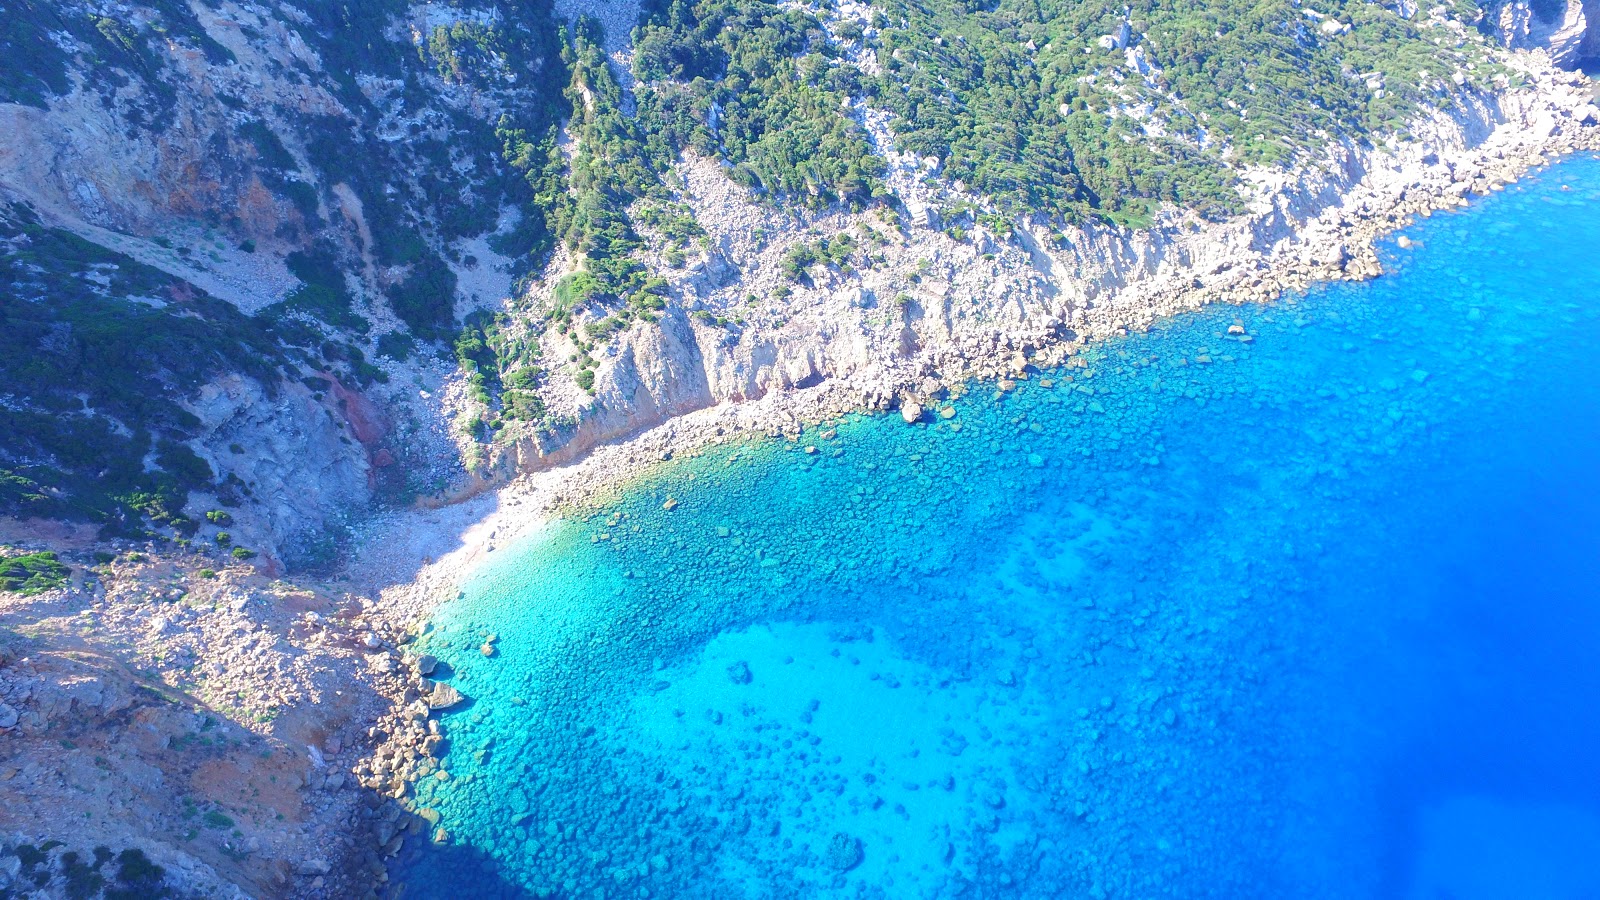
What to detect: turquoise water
<box><xmin>390</xmin><ymin>156</ymin><xmax>1600</xmax><ymax>899</ymax></box>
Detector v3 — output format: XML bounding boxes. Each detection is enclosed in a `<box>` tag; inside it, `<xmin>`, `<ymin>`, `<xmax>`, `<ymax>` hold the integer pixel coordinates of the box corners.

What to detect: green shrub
<box><xmin>106</xmin><ymin>847</ymin><xmax>166</xmax><ymax>900</ymax></box>
<box><xmin>376</xmin><ymin>331</ymin><xmax>416</xmax><ymax>360</ymax></box>
<box><xmin>387</xmin><ymin>253</ymin><xmax>459</xmax><ymax>340</ymax></box>
<box><xmin>0</xmin><ymin>551</ymin><xmax>70</xmax><ymax>595</ymax></box>
<box><xmin>272</xmin><ymin>244</ymin><xmax>365</xmax><ymax>331</ymax></box>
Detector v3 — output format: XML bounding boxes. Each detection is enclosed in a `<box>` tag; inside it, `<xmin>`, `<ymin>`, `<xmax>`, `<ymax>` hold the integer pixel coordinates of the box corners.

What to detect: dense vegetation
<box><xmin>633</xmin><ymin>0</ymin><xmax>885</xmax><ymax>206</ymax></box>
<box><xmin>633</xmin><ymin>0</ymin><xmax>1504</xmax><ymax>226</ymax></box>
<box><xmin>870</xmin><ymin>0</ymin><xmax>1502</xmax><ymax>225</ymax></box>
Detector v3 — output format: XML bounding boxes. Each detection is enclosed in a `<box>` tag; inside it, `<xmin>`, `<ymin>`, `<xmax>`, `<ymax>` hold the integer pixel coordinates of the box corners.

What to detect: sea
<box><xmin>387</xmin><ymin>154</ymin><xmax>1600</xmax><ymax>899</ymax></box>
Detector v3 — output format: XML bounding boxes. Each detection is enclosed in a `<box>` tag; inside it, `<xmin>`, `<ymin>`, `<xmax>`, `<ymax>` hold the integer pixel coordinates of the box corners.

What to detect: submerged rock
<box><xmin>825</xmin><ymin>832</ymin><xmax>863</xmax><ymax>871</ymax></box>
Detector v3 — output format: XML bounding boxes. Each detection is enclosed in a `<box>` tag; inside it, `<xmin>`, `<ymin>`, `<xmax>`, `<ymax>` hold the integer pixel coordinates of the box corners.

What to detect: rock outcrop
<box><xmin>1490</xmin><ymin>0</ymin><xmax>1593</xmax><ymax>67</ymax></box>
<box><xmin>1583</xmin><ymin>0</ymin><xmax>1600</xmax><ymax>62</ymax></box>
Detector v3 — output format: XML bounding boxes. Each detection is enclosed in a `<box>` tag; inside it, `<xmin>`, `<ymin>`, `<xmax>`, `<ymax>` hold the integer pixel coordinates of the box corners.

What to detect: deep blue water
<box><xmin>390</xmin><ymin>156</ymin><xmax>1600</xmax><ymax>899</ymax></box>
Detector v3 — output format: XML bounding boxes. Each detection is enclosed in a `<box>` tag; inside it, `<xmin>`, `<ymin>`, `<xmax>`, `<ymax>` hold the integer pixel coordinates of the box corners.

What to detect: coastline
<box><xmin>325</xmin><ymin>64</ymin><xmax>1600</xmax><ymax>893</ymax></box>
<box><xmin>355</xmin><ymin>61</ymin><xmax>1600</xmax><ymax>636</ymax></box>
<box><xmin>1</xmin><ymin>54</ymin><xmax>1596</xmax><ymax>900</ymax></box>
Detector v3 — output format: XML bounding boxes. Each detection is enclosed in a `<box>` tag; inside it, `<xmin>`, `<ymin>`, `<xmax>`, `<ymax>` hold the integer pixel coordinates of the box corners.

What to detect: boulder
<box><xmin>825</xmin><ymin>832</ymin><xmax>863</xmax><ymax>871</ymax></box>
<box><xmin>428</xmin><ymin>683</ymin><xmax>465</xmax><ymax>711</ymax></box>
<box><xmin>295</xmin><ymin>858</ymin><xmax>332</xmax><ymax>877</ymax></box>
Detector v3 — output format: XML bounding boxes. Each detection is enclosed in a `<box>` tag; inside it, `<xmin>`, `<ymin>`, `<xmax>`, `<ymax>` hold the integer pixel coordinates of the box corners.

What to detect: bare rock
<box><xmin>427</xmin><ymin>683</ymin><xmax>465</xmax><ymax>711</ymax></box>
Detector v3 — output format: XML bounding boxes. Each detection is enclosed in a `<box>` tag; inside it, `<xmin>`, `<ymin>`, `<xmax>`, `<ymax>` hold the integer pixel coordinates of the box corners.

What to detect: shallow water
<box><xmin>391</xmin><ymin>156</ymin><xmax>1600</xmax><ymax>899</ymax></box>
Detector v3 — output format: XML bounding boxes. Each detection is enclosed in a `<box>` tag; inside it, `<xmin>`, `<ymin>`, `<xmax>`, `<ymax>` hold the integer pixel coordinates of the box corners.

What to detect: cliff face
<box><xmin>1</xmin><ymin>5</ymin><xmax>1597</xmax><ymax>898</ymax></box>
<box><xmin>1487</xmin><ymin>0</ymin><xmax>1594</xmax><ymax>66</ymax></box>
<box><xmin>486</xmin><ymin>67</ymin><xmax>1599</xmax><ymax>483</ymax></box>
<box><xmin>1584</xmin><ymin>0</ymin><xmax>1600</xmax><ymax>61</ymax></box>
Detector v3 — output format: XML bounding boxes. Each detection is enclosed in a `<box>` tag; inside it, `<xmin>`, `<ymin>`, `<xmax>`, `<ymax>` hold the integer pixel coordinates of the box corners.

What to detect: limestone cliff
<box><xmin>1</xmin><ymin>0</ymin><xmax>1596</xmax><ymax>571</ymax></box>
<box><xmin>1487</xmin><ymin>0</ymin><xmax>1595</xmax><ymax>65</ymax></box>
<box><xmin>482</xmin><ymin>66</ymin><xmax>1600</xmax><ymax>486</ymax></box>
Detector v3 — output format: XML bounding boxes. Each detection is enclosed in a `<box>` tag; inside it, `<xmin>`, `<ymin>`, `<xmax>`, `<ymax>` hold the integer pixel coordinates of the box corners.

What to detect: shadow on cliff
<box><xmin>381</xmin><ymin>834</ymin><xmax>534</xmax><ymax>900</ymax></box>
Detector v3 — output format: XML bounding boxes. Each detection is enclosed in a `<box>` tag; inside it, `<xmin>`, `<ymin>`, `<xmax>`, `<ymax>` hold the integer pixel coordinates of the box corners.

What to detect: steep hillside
<box><xmin>0</xmin><ymin>0</ymin><xmax>1594</xmax><ymax>566</ymax></box>
<box><xmin>0</xmin><ymin>0</ymin><xmax>573</xmax><ymax>568</ymax></box>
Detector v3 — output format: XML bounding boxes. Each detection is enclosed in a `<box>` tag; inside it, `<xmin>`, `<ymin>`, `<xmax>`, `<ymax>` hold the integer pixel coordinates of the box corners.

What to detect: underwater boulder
<box><xmin>825</xmin><ymin>832</ymin><xmax>863</xmax><ymax>871</ymax></box>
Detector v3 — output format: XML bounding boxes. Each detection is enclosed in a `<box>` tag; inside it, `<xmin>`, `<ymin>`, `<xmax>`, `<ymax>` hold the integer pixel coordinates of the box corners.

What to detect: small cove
<box><xmin>390</xmin><ymin>155</ymin><xmax>1600</xmax><ymax>898</ymax></box>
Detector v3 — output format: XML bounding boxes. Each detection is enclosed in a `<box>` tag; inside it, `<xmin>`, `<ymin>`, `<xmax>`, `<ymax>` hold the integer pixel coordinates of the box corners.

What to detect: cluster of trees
<box><xmin>633</xmin><ymin>0</ymin><xmax>885</xmax><ymax>207</ymax></box>
<box><xmin>454</xmin><ymin>313</ymin><xmax>546</xmax><ymax>427</ymax></box>
<box><xmin>871</xmin><ymin>0</ymin><xmax>1497</xmax><ymax>224</ymax></box>
<box><xmin>781</xmin><ymin>231</ymin><xmax>860</xmax><ymax>282</ymax></box>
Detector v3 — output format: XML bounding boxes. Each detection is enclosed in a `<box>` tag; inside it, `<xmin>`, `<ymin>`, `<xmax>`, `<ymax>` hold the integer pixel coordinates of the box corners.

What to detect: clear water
<box><xmin>389</xmin><ymin>156</ymin><xmax>1600</xmax><ymax>899</ymax></box>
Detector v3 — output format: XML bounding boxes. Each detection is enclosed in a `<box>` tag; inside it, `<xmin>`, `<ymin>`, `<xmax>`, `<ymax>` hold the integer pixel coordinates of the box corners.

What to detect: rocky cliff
<box><xmin>1487</xmin><ymin>0</ymin><xmax>1600</xmax><ymax>66</ymax></box>
<box><xmin>482</xmin><ymin>64</ymin><xmax>1600</xmax><ymax>490</ymax></box>
<box><xmin>2</xmin><ymin>0</ymin><xmax>1596</xmax><ymax>568</ymax></box>
<box><xmin>0</xmin><ymin>0</ymin><xmax>568</xmax><ymax>568</ymax></box>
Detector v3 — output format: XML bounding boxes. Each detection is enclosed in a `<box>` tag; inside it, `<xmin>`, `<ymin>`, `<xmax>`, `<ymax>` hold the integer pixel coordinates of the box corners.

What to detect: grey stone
<box><xmin>296</xmin><ymin>858</ymin><xmax>332</xmax><ymax>877</ymax></box>
<box><xmin>428</xmin><ymin>683</ymin><xmax>465</xmax><ymax>710</ymax></box>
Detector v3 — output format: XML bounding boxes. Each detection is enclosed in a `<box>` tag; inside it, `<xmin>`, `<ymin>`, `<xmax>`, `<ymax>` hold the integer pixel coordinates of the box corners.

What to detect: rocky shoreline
<box><xmin>1</xmin><ymin>52</ymin><xmax>1596</xmax><ymax>900</ymax></box>
<box><xmin>324</xmin><ymin>57</ymin><xmax>1600</xmax><ymax>899</ymax></box>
